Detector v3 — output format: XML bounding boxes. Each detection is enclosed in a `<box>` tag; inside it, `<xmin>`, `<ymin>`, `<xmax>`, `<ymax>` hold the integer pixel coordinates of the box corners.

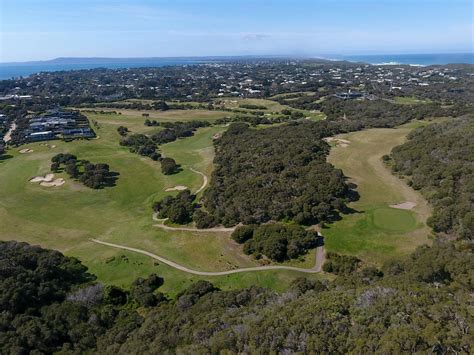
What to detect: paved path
<box><xmin>90</xmin><ymin>239</ymin><xmax>324</xmax><ymax>276</ymax></box>
<box><xmin>190</xmin><ymin>167</ymin><xmax>208</xmax><ymax>194</ymax></box>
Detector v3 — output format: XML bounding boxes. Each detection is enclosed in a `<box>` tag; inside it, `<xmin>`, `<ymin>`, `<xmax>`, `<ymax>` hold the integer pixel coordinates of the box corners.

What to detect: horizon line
<box><xmin>1</xmin><ymin>52</ymin><xmax>473</xmax><ymax>65</ymax></box>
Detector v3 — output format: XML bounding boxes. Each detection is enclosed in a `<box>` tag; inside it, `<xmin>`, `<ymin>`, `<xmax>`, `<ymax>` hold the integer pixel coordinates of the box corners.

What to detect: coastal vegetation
<box><xmin>119</xmin><ymin>133</ymin><xmax>161</xmax><ymax>161</ymax></box>
<box><xmin>203</xmin><ymin>122</ymin><xmax>349</xmax><ymax>226</ymax></box>
<box><xmin>153</xmin><ymin>189</ymin><xmax>195</xmax><ymax>224</ymax></box>
<box><xmin>2</xmin><ymin>238</ymin><xmax>471</xmax><ymax>353</ymax></box>
<box><xmin>233</xmin><ymin>223</ymin><xmax>321</xmax><ymax>262</ymax></box>
<box><xmin>389</xmin><ymin>115</ymin><xmax>474</xmax><ymax>239</ymax></box>
<box><xmin>0</xmin><ymin>59</ymin><xmax>473</xmax><ymax>353</ymax></box>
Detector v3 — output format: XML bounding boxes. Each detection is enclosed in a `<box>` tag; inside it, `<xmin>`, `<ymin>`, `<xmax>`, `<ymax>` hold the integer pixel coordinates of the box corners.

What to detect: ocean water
<box><xmin>334</xmin><ymin>53</ymin><xmax>474</xmax><ymax>66</ymax></box>
<box><xmin>0</xmin><ymin>59</ymin><xmax>203</xmax><ymax>80</ymax></box>
<box><xmin>0</xmin><ymin>53</ymin><xmax>472</xmax><ymax>80</ymax></box>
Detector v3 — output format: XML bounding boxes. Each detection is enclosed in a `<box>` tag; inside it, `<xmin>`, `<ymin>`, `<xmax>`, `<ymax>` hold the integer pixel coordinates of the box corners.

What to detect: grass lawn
<box><xmin>270</xmin><ymin>91</ymin><xmax>316</xmax><ymax>99</ymax></box>
<box><xmin>392</xmin><ymin>96</ymin><xmax>432</xmax><ymax>105</ymax></box>
<box><xmin>213</xmin><ymin>97</ymin><xmax>326</xmax><ymax>121</ymax></box>
<box><xmin>324</xmin><ymin>121</ymin><xmax>435</xmax><ymax>265</ymax></box>
<box><xmin>0</xmin><ymin>111</ymin><xmax>323</xmax><ymax>297</ymax></box>
<box><xmin>77</xmin><ymin>107</ymin><xmax>232</xmax><ymax>123</ymax></box>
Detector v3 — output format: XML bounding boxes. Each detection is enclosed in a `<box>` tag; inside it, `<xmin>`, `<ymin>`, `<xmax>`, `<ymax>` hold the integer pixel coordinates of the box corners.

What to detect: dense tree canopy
<box><xmin>233</xmin><ymin>223</ymin><xmax>320</xmax><ymax>261</ymax></box>
<box><xmin>99</xmin><ymin>240</ymin><xmax>472</xmax><ymax>353</ymax></box>
<box><xmin>203</xmin><ymin>122</ymin><xmax>349</xmax><ymax>226</ymax></box>
<box><xmin>389</xmin><ymin>116</ymin><xmax>474</xmax><ymax>239</ymax></box>
<box><xmin>120</xmin><ymin>133</ymin><xmax>161</xmax><ymax>161</ymax></box>
<box><xmin>0</xmin><ymin>241</ymin><xmax>99</xmax><ymax>353</ymax></box>
<box><xmin>79</xmin><ymin>162</ymin><xmax>113</xmax><ymax>189</ymax></box>
<box><xmin>152</xmin><ymin>190</ymin><xmax>195</xmax><ymax>224</ymax></box>
<box><xmin>51</xmin><ymin>153</ymin><xmax>117</xmax><ymax>189</ymax></box>
<box><xmin>151</xmin><ymin>120</ymin><xmax>210</xmax><ymax>145</ymax></box>
<box><xmin>1</xmin><ymin>235</ymin><xmax>472</xmax><ymax>354</ymax></box>
<box><xmin>160</xmin><ymin>157</ymin><xmax>178</xmax><ymax>175</ymax></box>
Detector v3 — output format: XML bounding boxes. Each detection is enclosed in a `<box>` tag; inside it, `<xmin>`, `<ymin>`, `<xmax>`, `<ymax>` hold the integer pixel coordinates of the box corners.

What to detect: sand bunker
<box><xmin>30</xmin><ymin>174</ymin><xmax>55</xmax><ymax>183</ymax></box>
<box><xmin>324</xmin><ymin>137</ymin><xmax>351</xmax><ymax>148</ymax></box>
<box><xmin>390</xmin><ymin>201</ymin><xmax>416</xmax><ymax>210</ymax></box>
<box><xmin>19</xmin><ymin>148</ymin><xmax>34</xmax><ymax>154</ymax></box>
<box><xmin>165</xmin><ymin>185</ymin><xmax>188</xmax><ymax>192</ymax></box>
<box><xmin>40</xmin><ymin>178</ymin><xmax>65</xmax><ymax>187</ymax></box>
<box><xmin>30</xmin><ymin>174</ymin><xmax>65</xmax><ymax>187</ymax></box>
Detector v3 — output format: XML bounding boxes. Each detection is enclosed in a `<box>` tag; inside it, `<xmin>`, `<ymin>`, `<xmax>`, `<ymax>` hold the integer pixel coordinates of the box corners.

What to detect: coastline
<box><xmin>1</xmin><ymin>53</ymin><xmax>472</xmax><ymax>80</ymax></box>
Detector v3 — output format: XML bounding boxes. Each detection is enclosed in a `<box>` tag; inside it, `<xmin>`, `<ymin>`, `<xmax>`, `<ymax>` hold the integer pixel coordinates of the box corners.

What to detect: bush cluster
<box><xmin>232</xmin><ymin>223</ymin><xmax>320</xmax><ymax>262</ymax></box>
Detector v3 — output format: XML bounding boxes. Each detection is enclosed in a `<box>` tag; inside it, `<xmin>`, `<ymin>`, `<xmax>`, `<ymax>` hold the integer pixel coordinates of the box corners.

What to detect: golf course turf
<box><xmin>0</xmin><ymin>108</ymin><xmax>436</xmax><ymax>295</ymax></box>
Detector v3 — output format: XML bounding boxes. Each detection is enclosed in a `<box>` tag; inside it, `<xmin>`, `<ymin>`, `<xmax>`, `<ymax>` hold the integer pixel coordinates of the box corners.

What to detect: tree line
<box><xmin>388</xmin><ymin>115</ymin><xmax>473</xmax><ymax>239</ymax></box>
<box><xmin>202</xmin><ymin>122</ymin><xmax>350</xmax><ymax>226</ymax></box>
<box><xmin>51</xmin><ymin>153</ymin><xmax>118</xmax><ymax>188</ymax></box>
<box><xmin>232</xmin><ymin>223</ymin><xmax>321</xmax><ymax>262</ymax></box>
<box><xmin>1</xmin><ymin>238</ymin><xmax>471</xmax><ymax>353</ymax></box>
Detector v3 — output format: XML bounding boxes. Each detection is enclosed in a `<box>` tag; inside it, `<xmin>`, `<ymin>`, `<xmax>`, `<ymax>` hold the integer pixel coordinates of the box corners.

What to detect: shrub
<box><xmin>153</xmin><ymin>190</ymin><xmax>195</xmax><ymax>224</ymax></box>
<box><xmin>231</xmin><ymin>225</ymin><xmax>255</xmax><ymax>243</ymax></box>
<box><xmin>160</xmin><ymin>157</ymin><xmax>178</xmax><ymax>175</ymax></box>
<box><xmin>322</xmin><ymin>252</ymin><xmax>361</xmax><ymax>275</ymax></box>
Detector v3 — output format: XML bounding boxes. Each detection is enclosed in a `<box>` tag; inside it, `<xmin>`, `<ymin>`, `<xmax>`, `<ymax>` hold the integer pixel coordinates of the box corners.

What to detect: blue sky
<box><xmin>1</xmin><ymin>0</ymin><xmax>473</xmax><ymax>62</ymax></box>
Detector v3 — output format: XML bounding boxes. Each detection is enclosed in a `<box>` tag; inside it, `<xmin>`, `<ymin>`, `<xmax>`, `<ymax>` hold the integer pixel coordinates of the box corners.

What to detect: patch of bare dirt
<box><xmin>165</xmin><ymin>185</ymin><xmax>188</xmax><ymax>192</ymax></box>
<box><xmin>390</xmin><ymin>201</ymin><xmax>417</xmax><ymax>210</ymax></box>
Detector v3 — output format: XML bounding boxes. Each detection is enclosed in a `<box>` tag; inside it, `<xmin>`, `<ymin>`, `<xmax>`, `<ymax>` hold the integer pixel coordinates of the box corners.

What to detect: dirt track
<box><xmin>190</xmin><ymin>167</ymin><xmax>208</xmax><ymax>194</ymax></box>
<box><xmin>153</xmin><ymin>222</ymin><xmax>236</xmax><ymax>233</ymax></box>
<box><xmin>90</xmin><ymin>239</ymin><xmax>324</xmax><ymax>276</ymax></box>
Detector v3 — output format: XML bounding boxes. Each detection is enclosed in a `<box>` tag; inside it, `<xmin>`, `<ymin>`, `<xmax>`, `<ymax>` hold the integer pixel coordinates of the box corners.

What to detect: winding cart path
<box><xmin>90</xmin><ymin>238</ymin><xmax>324</xmax><ymax>276</ymax></box>
<box><xmin>190</xmin><ymin>167</ymin><xmax>208</xmax><ymax>194</ymax></box>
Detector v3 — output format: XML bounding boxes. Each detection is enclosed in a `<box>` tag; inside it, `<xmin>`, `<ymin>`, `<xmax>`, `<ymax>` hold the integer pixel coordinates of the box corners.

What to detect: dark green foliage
<box><xmin>94</xmin><ymin>240</ymin><xmax>472</xmax><ymax>354</ymax></box>
<box><xmin>152</xmin><ymin>101</ymin><xmax>169</xmax><ymax>111</ymax></box>
<box><xmin>65</xmin><ymin>159</ymin><xmax>80</xmax><ymax>178</ymax></box>
<box><xmin>231</xmin><ymin>225</ymin><xmax>255</xmax><ymax>243</ymax></box>
<box><xmin>239</xmin><ymin>223</ymin><xmax>319</xmax><ymax>262</ymax></box>
<box><xmin>120</xmin><ymin>133</ymin><xmax>161</xmax><ymax>161</ymax></box>
<box><xmin>79</xmin><ymin>162</ymin><xmax>111</xmax><ymax>189</ymax></box>
<box><xmin>51</xmin><ymin>153</ymin><xmax>78</xmax><ymax>164</ymax></box>
<box><xmin>323</xmin><ymin>252</ymin><xmax>361</xmax><ymax>274</ymax></box>
<box><xmin>215</xmin><ymin>115</ymin><xmax>284</xmax><ymax>126</ymax></box>
<box><xmin>204</xmin><ymin>122</ymin><xmax>349</xmax><ymax>226</ymax></box>
<box><xmin>51</xmin><ymin>161</ymin><xmax>60</xmax><ymax>171</ymax></box>
<box><xmin>130</xmin><ymin>274</ymin><xmax>164</xmax><ymax>307</ymax></box>
<box><xmin>319</xmin><ymin>97</ymin><xmax>468</xmax><ymax>127</ymax></box>
<box><xmin>103</xmin><ymin>286</ymin><xmax>128</xmax><ymax>306</ymax></box>
<box><xmin>176</xmin><ymin>280</ymin><xmax>217</xmax><ymax>310</ymax></box>
<box><xmin>160</xmin><ymin>157</ymin><xmax>178</xmax><ymax>175</ymax></box>
<box><xmin>0</xmin><ymin>241</ymin><xmax>101</xmax><ymax>353</ymax></box>
<box><xmin>151</xmin><ymin>120</ymin><xmax>210</xmax><ymax>145</ymax></box>
<box><xmin>117</xmin><ymin>125</ymin><xmax>129</xmax><ymax>136</ymax></box>
<box><xmin>153</xmin><ymin>189</ymin><xmax>195</xmax><ymax>224</ymax></box>
<box><xmin>144</xmin><ymin>119</ymin><xmax>160</xmax><ymax>126</ymax></box>
<box><xmin>290</xmin><ymin>277</ymin><xmax>328</xmax><ymax>294</ymax></box>
<box><xmin>239</xmin><ymin>103</ymin><xmax>267</xmax><ymax>110</ymax></box>
<box><xmin>193</xmin><ymin>209</ymin><xmax>218</xmax><ymax>229</ymax></box>
<box><xmin>51</xmin><ymin>154</ymin><xmax>117</xmax><ymax>189</ymax></box>
<box><xmin>390</xmin><ymin>116</ymin><xmax>474</xmax><ymax>239</ymax></box>
<box><xmin>0</xmin><ymin>241</ymin><xmax>93</xmax><ymax>314</ymax></box>
<box><xmin>1</xmin><ymin>239</ymin><xmax>473</xmax><ymax>353</ymax></box>
<box><xmin>51</xmin><ymin>153</ymin><xmax>79</xmax><ymax>177</ymax></box>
